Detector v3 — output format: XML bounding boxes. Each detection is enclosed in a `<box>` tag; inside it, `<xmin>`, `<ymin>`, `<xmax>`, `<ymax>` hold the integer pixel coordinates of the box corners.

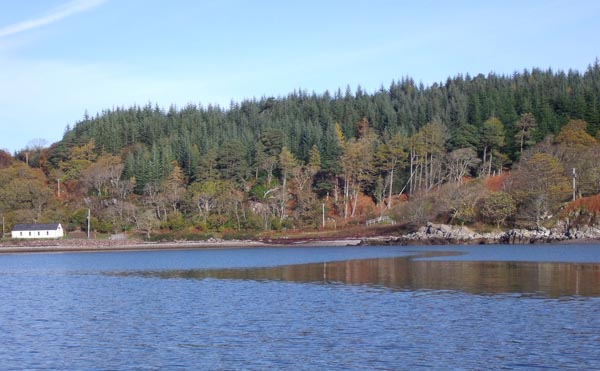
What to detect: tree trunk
<box><xmin>387</xmin><ymin>167</ymin><xmax>394</xmax><ymax>209</ymax></box>
<box><xmin>334</xmin><ymin>176</ymin><xmax>339</xmax><ymax>205</ymax></box>
<box><xmin>482</xmin><ymin>145</ymin><xmax>488</xmax><ymax>177</ymax></box>
<box><xmin>235</xmin><ymin>202</ymin><xmax>241</xmax><ymax>231</ymax></box>
<box><xmin>280</xmin><ymin>173</ymin><xmax>287</xmax><ymax>222</ymax></box>
<box><xmin>351</xmin><ymin>188</ymin><xmax>359</xmax><ymax>217</ymax></box>
<box><xmin>409</xmin><ymin>150</ymin><xmax>414</xmax><ymax>194</ymax></box>
<box><xmin>343</xmin><ymin>176</ymin><xmax>349</xmax><ymax>219</ymax></box>
<box><xmin>424</xmin><ymin>153</ymin><xmax>429</xmax><ymax>193</ymax></box>
<box><xmin>519</xmin><ymin>130</ymin><xmax>525</xmax><ymax>154</ymax></box>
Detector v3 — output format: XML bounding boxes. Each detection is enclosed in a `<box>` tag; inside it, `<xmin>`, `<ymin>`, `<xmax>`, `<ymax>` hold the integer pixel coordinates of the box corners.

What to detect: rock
<box><xmin>366</xmin><ymin>221</ymin><xmax>599</xmax><ymax>246</ymax></box>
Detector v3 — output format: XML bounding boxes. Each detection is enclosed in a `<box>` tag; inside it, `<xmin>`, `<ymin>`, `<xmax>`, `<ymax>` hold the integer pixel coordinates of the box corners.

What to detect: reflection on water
<box><xmin>4</xmin><ymin>247</ymin><xmax>600</xmax><ymax>370</ymax></box>
<box><xmin>115</xmin><ymin>253</ymin><xmax>600</xmax><ymax>298</ymax></box>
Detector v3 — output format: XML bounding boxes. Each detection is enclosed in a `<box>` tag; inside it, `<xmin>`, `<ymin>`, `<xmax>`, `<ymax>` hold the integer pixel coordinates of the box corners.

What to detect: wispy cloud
<box><xmin>0</xmin><ymin>0</ymin><xmax>107</xmax><ymax>38</ymax></box>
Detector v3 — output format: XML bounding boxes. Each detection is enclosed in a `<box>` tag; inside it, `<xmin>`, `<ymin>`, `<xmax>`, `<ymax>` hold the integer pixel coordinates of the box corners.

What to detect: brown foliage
<box><xmin>354</xmin><ymin>194</ymin><xmax>376</xmax><ymax>218</ymax></box>
<box><xmin>562</xmin><ymin>194</ymin><xmax>600</xmax><ymax>227</ymax></box>
<box><xmin>484</xmin><ymin>173</ymin><xmax>509</xmax><ymax>192</ymax></box>
<box><xmin>564</xmin><ymin>194</ymin><xmax>600</xmax><ymax>214</ymax></box>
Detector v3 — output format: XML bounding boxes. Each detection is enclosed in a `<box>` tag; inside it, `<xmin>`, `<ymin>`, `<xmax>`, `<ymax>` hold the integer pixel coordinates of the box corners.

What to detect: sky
<box><xmin>0</xmin><ymin>0</ymin><xmax>599</xmax><ymax>153</ymax></box>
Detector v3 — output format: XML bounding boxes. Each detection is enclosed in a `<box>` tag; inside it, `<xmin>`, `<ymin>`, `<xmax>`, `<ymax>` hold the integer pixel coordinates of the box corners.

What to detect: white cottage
<box><xmin>11</xmin><ymin>223</ymin><xmax>64</xmax><ymax>239</ymax></box>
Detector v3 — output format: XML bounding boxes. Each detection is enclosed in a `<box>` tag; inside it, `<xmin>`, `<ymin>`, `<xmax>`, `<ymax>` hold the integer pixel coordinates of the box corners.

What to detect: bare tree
<box><xmin>446</xmin><ymin>148</ymin><xmax>480</xmax><ymax>184</ymax></box>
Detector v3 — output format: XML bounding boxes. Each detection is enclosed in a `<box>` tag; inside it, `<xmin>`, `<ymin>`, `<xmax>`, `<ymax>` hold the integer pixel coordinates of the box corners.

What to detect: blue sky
<box><xmin>1</xmin><ymin>0</ymin><xmax>599</xmax><ymax>153</ymax></box>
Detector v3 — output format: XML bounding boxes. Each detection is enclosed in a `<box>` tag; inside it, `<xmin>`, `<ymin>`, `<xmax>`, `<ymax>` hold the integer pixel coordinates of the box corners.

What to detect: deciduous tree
<box><xmin>478</xmin><ymin>191</ymin><xmax>516</xmax><ymax>229</ymax></box>
<box><xmin>480</xmin><ymin>117</ymin><xmax>505</xmax><ymax>176</ymax></box>
<box><xmin>508</xmin><ymin>152</ymin><xmax>570</xmax><ymax>227</ymax></box>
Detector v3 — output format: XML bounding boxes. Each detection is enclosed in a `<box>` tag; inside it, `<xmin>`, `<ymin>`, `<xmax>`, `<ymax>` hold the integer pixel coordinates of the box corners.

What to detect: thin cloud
<box><xmin>0</xmin><ymin>0</ymin><xmax>107</xmax><ymax>38</ymax></box>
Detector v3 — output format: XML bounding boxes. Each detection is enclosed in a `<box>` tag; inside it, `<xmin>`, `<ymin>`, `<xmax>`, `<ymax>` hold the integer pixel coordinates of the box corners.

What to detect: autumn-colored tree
<box><xmin>478</xmin><ymin>191</ymin><xmax>516</xmax><ymax>229</ymax></box>
<box><xmin>445</xmin><ymin>180</ymin><xmax>487</xmax><ymax>225</ymax></box>
<box><xmin>58</xmin><ymin>139</ymin><xmax>98</xmax><ymax>183</ymax></box>
<box><xmin>341</xmin><ymin>137</ymin><xmax>374</xmax><ymax>218</ymax></box>
<box><xmin>573</xmin><ymin>145</ymin><xmax>600</xmax><ymax>197</ymax></box>
<box><xmin>334</xmin><ymin>122</ymin><xmax>345</xmax><ymax>149</ymax></box>
<box><xmin>508</xmin><ymin>152</ymin><xmax>571</xmax><ymax>227</ymax></box>
<box><xmin>480</xmin><ymin>117</ymin><xmax>505</xmax><ymax>176</ymax></box>
<box><xmin>15</xmin><ymin>139</ymin><xmax>49</xmax><ymax>168</ymax></box>
<box><xmin>375</xmin><ymin>133</ymin><xmax>408</xmax><ymax>208</ymax></box>
<box><xmin>553</xmin><ymin>120</ymin><xmax>599</xmax><ymax>198</ymax></box>
<box><xmin>80</xmin><ymin>154</ymin><xmax>124</xmax><ymax>197</ymax></box>
<box><xmin>278</xmin><ymin>145</ymin><xmax>322</xmax><ymax>226</ymax></box>
<box><xmin>409</xmin><ymin>120</ymin><xmax>448</xmax><ymax>194</ymax></box>
<box><xmin>0</xmin><ymin>163</ymin><xmax>52</xmax><ymax>222</ymax></box>
<box><xmin>8</xmin><ymin>62</ymin><xmax>600</xmax><ymax>237</ymax></box>
<box><xmin>554</xmin><ymin>119</ymin><xmax>597</xmax><ymax>147</ymax></box>
<box><xmin>162</xmin><ymin>161</ymin><xmax>186</xmax><ymax>214</ymax></box>
<box><xmin>356</xmin><ymin>117</ymin><xmax>372</xmax><ymax>139</ymax></box>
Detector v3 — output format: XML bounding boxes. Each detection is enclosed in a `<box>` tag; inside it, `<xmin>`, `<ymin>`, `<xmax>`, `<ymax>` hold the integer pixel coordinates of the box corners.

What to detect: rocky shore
<box><xmin>362</xmin><ymin>222</ymin><xmax>600</xmax><ymax>245</ymax></box>
<box><xmin>1</xmin><ymin>223</ymin><xmax>599</xmax><ymax>254</ymax></box>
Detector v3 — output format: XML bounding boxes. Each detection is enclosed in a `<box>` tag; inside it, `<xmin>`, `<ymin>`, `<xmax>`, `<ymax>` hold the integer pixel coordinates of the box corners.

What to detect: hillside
<box><xmin>2</xmin><ymin>61</ymin><xmax>600</xmax><ymax>240</ymax></box>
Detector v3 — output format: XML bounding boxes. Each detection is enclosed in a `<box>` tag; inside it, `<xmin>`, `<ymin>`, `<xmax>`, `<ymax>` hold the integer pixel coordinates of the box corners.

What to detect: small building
<box><xmin>11</xmin><ymin>223</ymin><xmax>64</xmax><ymax>239</ymax></box>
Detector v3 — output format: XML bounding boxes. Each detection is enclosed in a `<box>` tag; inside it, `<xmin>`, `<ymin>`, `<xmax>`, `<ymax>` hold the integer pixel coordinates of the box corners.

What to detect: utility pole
<box><xmin>87</xmin><ymin>209</ymin><xmax>91</xmax><ymax>239</ymax></box>
<box><xmin>57</xmin><ymin>178</ymin><xmax>61</xmax><ymax>197</ymax></box>
<box><xmin>572</xmin><ymin>168</ymin><xmax>577</xmax><ymax>202</ymax></box>
<box><xmin>322</xmin><ymin>203</ymin><xmax>325</xmax><ymax>228</ymax></box>
<box><xmin>2</xmin><ymin>216</ymin><xmax>4</xmax><ymax>239</ymax></box>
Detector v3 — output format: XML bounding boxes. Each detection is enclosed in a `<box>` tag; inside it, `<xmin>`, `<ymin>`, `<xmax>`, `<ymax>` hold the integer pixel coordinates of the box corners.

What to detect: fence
<box><xmin>365</xmin><ymin>216</ymin><xmax>396</xmax><ymax>226</ymax></box>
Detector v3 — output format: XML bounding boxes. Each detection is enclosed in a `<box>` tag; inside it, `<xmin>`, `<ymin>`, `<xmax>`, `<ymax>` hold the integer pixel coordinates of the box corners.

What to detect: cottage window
<box><xmin>20</xmin><ymin>232</ymin><xmax>22</xmax><ymax>236</ymax></box>
<box><xmin>29</xmin><ymin>232</ymin><xmax>31</xmax><ymax>236</ymax></box>
<box><xmin>47</xmin><ymin>231</ymin><xmax>49</xmax><ymax>236</ymax></box>
<box><xmin>38</xmin><ymin>231</ymin><xmax>40</xmax><ymax>236</ymax></box>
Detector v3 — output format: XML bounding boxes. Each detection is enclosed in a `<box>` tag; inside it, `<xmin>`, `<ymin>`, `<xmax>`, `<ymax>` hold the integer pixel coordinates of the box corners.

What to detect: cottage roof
<box><xmin>12</xmin><ymin>223</ymin><xmax>62</xmax><ymax>232</ymax></box>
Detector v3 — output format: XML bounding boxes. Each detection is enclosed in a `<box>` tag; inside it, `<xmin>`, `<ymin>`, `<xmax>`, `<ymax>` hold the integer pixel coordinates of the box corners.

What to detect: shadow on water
<box><xmin>111</xmin><ymin>251</ymin><xmax>600</xmax><ymax>298</ymax></box>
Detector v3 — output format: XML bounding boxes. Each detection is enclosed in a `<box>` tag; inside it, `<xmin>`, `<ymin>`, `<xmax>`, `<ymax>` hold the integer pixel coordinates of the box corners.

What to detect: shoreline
<box><xmin>0</xmin><ymin>238</ymin><xmax>366</xmax><ymax>255</ymax></box>
<box><xmin>0</xmin><ymin>234</ymin><xmax>599</xmax><ymax>255</ymax></box>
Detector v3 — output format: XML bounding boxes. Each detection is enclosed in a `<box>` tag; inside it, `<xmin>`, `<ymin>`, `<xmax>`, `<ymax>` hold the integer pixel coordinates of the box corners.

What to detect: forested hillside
<box><xmin>3</xmin><ymin>62</ymin><xmax>600</xmax><ymax>239</ymax></box>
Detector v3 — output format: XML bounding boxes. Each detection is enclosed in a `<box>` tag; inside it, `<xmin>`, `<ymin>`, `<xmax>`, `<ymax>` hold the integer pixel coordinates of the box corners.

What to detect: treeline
<box><xmin>2</xmin><ymin>62</ymin><xmax>600</xmax><ymax>237</ymax></box>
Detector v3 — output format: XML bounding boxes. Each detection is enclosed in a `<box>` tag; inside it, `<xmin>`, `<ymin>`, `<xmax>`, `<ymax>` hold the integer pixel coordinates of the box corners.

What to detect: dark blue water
<box><xmin>1</xmin><ymin>245</ymin><xmax>600</xmax><ymax>370</ymax></box>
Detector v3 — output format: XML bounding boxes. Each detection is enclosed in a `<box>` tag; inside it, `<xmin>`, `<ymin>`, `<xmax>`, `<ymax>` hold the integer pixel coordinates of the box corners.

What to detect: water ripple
<box><xmin>1</xmin><ymin>248</ymin><xmax>600</xmax><ymax>370</ymax></box>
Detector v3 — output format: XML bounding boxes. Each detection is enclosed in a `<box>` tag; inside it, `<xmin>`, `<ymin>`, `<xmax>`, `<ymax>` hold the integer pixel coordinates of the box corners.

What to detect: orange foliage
<box><xmin>379</xmin><ymin>193</ymin><xmax>408</xmax><ymax>209</ymax></box>
<box><xmin>355</xmin><ymin>193</ymin><xmax>376</xmax><ymax>217</ymax></box>
<box><xmin>484</xmin><ymin>172</ymin><xmax>509</xmax><ymax>192</ymax></box>
<box><xmin>564</xmin><ymin>194</ymin><xmax>600</xmax><ymax>214</ymax></box>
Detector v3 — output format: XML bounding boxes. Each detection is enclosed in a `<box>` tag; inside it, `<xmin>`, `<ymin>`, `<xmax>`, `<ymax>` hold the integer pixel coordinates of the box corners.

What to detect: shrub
<box><xmin>178</xmin><ymin>232</ymin><xmax>214</xmax><ymax>241</ymax></box>
<box><xmin>222</xmin><ymin>231</ymin><xmax>258</xmax><ymax>240</ymax></box>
